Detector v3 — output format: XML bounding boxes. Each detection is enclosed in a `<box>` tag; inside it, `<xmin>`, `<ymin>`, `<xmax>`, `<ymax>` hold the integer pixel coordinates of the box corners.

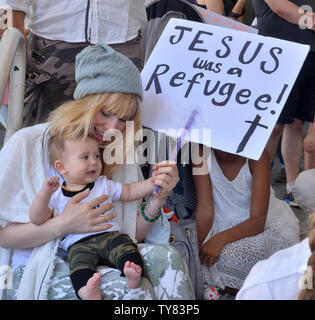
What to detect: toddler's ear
<box><xmin>55</xmin><ymin>160</ymin><xmax>66</xmax><ymax>175</ymax></box>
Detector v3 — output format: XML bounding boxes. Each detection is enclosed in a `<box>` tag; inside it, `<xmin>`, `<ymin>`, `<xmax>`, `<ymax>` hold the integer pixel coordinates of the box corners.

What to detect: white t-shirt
<box><xmin>50</xmin><ymin>176</ymin><xmax>122</xmax><ymax>252</ymax></box>
<box><xmin>11</xmin><ymin>173</ymin><xmax>122</xmax><ymax>269</ymax></box>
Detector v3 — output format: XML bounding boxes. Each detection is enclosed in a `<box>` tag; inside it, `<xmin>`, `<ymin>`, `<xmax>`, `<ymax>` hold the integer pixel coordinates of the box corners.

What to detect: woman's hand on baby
<box><xmin>56</xmin><ymin>189</ymin><xmax>116</xmax><ymax>236</ymax></box>
<box><xmin>151</xmin><ymin>161</ymin><xmax>179</xmax><ymax>200</ymax></box>
<box><xmin>42</xmin><ymin>176</ymin><xmax>60</xmax><ymax>195</ymax></box>
<box><xmin>199</xmin><ymin>234</ymin><xmax>226</xmax><ymax>266</ymax></box>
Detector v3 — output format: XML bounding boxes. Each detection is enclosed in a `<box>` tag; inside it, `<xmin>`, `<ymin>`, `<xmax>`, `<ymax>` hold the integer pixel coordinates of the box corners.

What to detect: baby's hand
<box><xmin>42</xmin><ymin>176</ymin><xmax>60</xmax><ymax>195</ymax></box>
<box><xmin>151</xmin><ymin>161</ymin><xmax>179</xmax><ymax>199</ymax></box>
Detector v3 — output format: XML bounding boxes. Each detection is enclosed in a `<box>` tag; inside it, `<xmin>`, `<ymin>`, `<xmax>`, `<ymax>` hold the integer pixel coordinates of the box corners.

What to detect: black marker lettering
<box><xmin>185</xmin><ymin>72</ymin><xmax>204</xmax><ymax>98</ymax></box>
<box><xmin>235</xmin><ymin>89</ymin><xmax>251</xmax><ymax>104</ymax></box>
<box><xmin>212</xmin><ymin>83</ymin><xmax>236</xmax><ymax>106</ymax></box>
<box><xmin>169</xmin><ymin>72</ymin><xmax>186</xmax><ymax>87</ymax></box>
<box><xmin>214</xmin><ymin>63</ymin><xmax>223</xmax><ymax>73</ymax></box>
<box><xmin>169</xmin><ymin>26</ymin><xmax>193</xmax><ymax>45</ymax></box>
<box><xmin>188</xmin><ymin>31</ymin><xmax>213</xmax><ymax>52</ymax></box>
<box><xmin>237</xmin><ymin>115</ymin><xmax>268</xmax><ymax>153</ymax></box>
<box><xmin>145</xmin><ymin>64</ymin><xmax>170</xmax><ymax>94</ymax></box>
<box><xmin>276</xmin><ymin>84</ymin><xmax>289</xmax><ymax>104</ymax></box>
<box><xmin>193</xmin><ymin>57</ymin><xmax>207</xmax><ymax>69</ymax></box>
<box><xmin>193</xmin><ymin>58</ymin><xmax>222</xmax><ymax>73</ymax></box>
<box><xmin>254</xmin><ymin>94</ymin><xmax>272</xmax><ymax>110</ymax></box>
<box><xmin>204</xmin><ymin>80</ymin><xmax>220</xmax><ymax>96</ymax></box>
<box><xmin>216</xmin><ymin>36</ymin><xmax>232</xmax><ymax>58</ymax></box>
<box><xmin>260</xmin><ymin>47</ymin><xmax>282</xmax><ymax>74</ymax></box>
<box><xmin>239</xmin><ymin>41</ymin><xmax>264</xmax><ymax>64</ymax></box>
<box><xmin>227</xmin><ymin>67</ymin><xmax>243</xmax><ymax>77</ymax></box>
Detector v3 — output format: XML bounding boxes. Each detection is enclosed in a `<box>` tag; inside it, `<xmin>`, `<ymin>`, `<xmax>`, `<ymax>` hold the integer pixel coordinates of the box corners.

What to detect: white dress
<box><xmin>202</xmin><ymin>150</ymin><xmax>300</xmax><ymax>290</ymax></box>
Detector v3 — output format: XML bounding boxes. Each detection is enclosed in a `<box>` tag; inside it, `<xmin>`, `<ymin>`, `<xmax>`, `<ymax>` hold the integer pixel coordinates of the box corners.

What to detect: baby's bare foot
<box><xmin>78</xmin><ymin>272</ymin><xmax>102</xmax><ymax>300</ymax></box>
<box><xmin>124</xmin><ymin>261</ymin><xmax>142</xmax><ymax>289</ymax></box>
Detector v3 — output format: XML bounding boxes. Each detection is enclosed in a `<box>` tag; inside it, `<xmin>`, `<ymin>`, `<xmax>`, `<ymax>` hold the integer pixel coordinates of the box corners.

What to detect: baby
<box><xmin>29</xmin><ymin>134</ymin><xmax>164</xmax><ymax>300</ymax></box>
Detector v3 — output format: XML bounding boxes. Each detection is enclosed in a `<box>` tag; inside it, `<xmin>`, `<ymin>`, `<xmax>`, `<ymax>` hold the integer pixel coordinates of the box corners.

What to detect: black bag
<box><xmin>169</xmin><ymin>219</ymin><xmax>203</xmax><ymax>300</ymax></box>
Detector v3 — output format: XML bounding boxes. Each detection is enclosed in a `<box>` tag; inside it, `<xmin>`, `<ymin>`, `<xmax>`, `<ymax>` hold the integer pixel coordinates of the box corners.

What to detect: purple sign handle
<box><xmin>153</xmin><ymin>110</ymin><xmax>198</xmax><ymax>195</ymax></box>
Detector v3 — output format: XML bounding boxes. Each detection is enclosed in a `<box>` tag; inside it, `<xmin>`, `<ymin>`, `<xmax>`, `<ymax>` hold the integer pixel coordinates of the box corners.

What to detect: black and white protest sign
<box><xmin>140</xmin><ymin>18</ymin><xmax>309</xmax><ymax>160</ymax></box>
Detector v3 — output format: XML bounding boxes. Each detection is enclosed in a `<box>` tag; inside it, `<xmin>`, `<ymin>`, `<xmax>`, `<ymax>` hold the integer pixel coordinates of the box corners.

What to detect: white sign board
<box><xmin>140</xmin><ymin>18</ymin><xmax>309</xmax><ymax>160</ymax></box>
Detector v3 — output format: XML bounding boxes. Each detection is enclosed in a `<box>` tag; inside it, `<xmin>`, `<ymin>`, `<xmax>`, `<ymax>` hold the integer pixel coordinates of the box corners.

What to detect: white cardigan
<box><xmin>0</xmin><ymin>124</ymin><xmax>142</xmax><ymax>299</ymax></box>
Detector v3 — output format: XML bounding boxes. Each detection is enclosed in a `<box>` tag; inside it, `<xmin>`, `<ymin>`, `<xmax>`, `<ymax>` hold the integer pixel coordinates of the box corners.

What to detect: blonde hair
<box><xmin>47</xmin><ymin>92</ymin><xmax>141</xmax><ymax>178</ymax></box>
<box><xmin>47</xmin><ymin>134</ymin><xmax>66</xmax><ymax>168</ymax></box>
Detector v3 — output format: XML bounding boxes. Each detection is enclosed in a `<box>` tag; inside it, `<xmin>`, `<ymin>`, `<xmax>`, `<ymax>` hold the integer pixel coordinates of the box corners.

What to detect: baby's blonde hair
<box><xmin>47</xmin><ymin>92</ymin><xmax>141</xmax><ymax>178</ymax></box>
<box><xmin>47</xmin><ymin>134</ymin><xmax>66</xmax><ymax>168</ymax></box>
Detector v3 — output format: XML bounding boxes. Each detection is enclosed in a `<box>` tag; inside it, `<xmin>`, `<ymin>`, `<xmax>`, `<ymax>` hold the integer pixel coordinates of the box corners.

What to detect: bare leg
<box><xmin>281</xmin><ymin>119</ymin><xmax>304</xmax><ymax>183</ymax></box>
<box><xmin>265</xmin><ymin>123</ymin><xmax>284</xmax><ymax>164</ymax></box>
<box><xmin>124</xmin><ymin>261</ymin><xmax>142</xmax><ymax>289</ymax></box>
<box><xmin>77</xmin><ymin>272</ymin><xmax>102</xmax><ymax>300</ymax></box>
<box><xmin>304</xmin><ymin>122</ymin><xmax>315</xmax><ymax>170</ymax></box>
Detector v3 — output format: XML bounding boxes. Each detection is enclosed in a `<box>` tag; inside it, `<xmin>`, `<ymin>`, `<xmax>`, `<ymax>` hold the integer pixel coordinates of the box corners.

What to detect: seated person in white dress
<box><xmin>193</xmin><ymin>148</ymin><xmax>300</xmax><ymax>295</ymax></box>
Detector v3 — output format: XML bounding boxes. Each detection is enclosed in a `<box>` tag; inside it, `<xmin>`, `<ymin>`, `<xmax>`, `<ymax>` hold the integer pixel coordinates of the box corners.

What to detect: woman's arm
<box><xmin>0</xmin><ymin>189</ymin><xmax>116</xmax><ymax>249</ymax></box>
<box><xmin>265</xmin><ymin>0</ymin><xmax>315</xmax><ymax>29</ymax></box>
<box><xmin>0</xmin><ymin>219</ymin><xmax>66</xmax><ymax>249</ymax></box>
<box><xmin>200</xmin><ymin>150</ymin><xmax>270</xmax><ymax>266</ymax></box>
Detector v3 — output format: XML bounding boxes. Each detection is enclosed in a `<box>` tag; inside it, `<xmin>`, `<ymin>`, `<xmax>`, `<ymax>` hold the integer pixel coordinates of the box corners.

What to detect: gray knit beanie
<box><xmin>73</xmin><ymin>43</ymin><xmax>143</xmax><ymax>101</ymax></box>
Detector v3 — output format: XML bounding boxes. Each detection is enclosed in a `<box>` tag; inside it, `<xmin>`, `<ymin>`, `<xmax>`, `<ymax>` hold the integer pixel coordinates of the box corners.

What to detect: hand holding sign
<box><xmin>154</xmin><ymin>109</ymin><xmax>197</xmax><ymax>194</ymax></box>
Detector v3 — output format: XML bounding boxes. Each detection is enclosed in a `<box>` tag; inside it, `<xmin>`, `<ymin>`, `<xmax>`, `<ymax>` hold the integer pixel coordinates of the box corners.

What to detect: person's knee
<box><xmin>304</xmin><ymin>138</ymin><xmax>315</xmax><ymax>154</ymax></box>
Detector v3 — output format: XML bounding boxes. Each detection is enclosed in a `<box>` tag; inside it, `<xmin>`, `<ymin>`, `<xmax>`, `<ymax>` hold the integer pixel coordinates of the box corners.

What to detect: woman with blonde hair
<box><xmin>0</xmin><ymin>43</ymin><xmax>195</xmax><ymax>300</ymax></box>
<box><xmin>47</xmin><ymin>91</ymin><xmax>142</xmax><ymax>180</ymax></box>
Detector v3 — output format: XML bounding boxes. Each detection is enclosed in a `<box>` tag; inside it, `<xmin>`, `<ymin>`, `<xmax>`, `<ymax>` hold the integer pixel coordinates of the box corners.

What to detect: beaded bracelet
<box><xmin>141</xmin><ymin>202</ymin><xmax>162</xmax><ymax>223</ymax></box>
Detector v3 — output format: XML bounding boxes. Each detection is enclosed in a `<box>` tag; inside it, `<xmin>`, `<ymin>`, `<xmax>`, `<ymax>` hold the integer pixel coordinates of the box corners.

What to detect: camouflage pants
<box><xmin>23</xmin><ymin>33</ymin><xmax>142</xmax><ymax>127</ymax></box>
<box><xmin>68</xmin><ymin>232</ymin><xmax>143</xmax><ymax>295</ymax></box>
<box><xmin>8</xmin><ymin>244</ymin><xmax>195</xmax><ymax>300</ymax></box>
